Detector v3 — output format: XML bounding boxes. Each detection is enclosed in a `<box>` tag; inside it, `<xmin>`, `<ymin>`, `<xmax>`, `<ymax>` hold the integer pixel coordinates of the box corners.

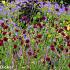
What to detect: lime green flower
<box><xmin>48</xmin><ymin>34</ymin><xmax>51</xmax><ymax>38</ymax></box>
<box><xmin>2</xmin><ymin>1</ymin><xmax>6</xmax><ymax>5</ymax></box>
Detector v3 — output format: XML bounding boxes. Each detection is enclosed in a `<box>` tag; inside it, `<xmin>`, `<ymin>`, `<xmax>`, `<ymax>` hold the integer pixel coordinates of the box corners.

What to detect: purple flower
<box><xmin>27</xmin><ymin>0</ymin><xmax>38</xmax><ymax>3</ymax></box>
<box><xmin>57</xmin><ymin>12</ymin><xmax>61</xmax><ymax>16</ymax></box>
<box><xmin>16</xmin><ymin>6</ymin><xmax>21</xmax><ymax>9</ymax></box>
<box><xmin>23</xmin><ymin>34</ymin><xmax>27</xmax><ymax>39</ymax></box>
<box><xmin>34</xmin><ymin>0</ymin><xmax>38</xmax><ymax>3</ymax></box>
<box><xmin>0</xmin><ymin>20</ymin><xmax>4</xmax><ymax>25</ymax></box>
<box><xmin>47</xmin><ymin>1</ymin><xmax>51</xmax><ymax>7</ymax></box>
<box><xmin>48</xmin><ymin>9</ymin><xmax>51</xmax><ymax>13</ymax></box>
<box><xmin>59</xmin><ymin>8</ymin><xmax>64</xmax><ymax>13</ymax></box>
<box><xmin>28</xmin><ymin>0</ymin><xmax>32</xmax><ymax>2</ymax></box>
<box><xmin>42</xmin><ymin>16</ymin><xmax>47</xmax><ymax>21</ymax></box>
<box><xmin>0</xmin><ymin>7</ymin><xmax>2</xmax><ymax>11</ymax></box>
<box><xmin>54</xmin><ymin>3</ymin><xmax>59</xmax><ymax>9</ymax></box>
<box><xmin>22</xmin><ymin>16</ymin><xmax>28</xmax><ymax>21</ymax></box>
<box><xmin>38</xmin><ymin>1</ymin><xmax>44</xmax><ymax>8</ymax></box>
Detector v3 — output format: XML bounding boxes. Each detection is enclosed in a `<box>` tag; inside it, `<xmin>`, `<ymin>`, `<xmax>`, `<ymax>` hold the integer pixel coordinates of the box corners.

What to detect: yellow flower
<box><xmin>48</xmin><ymin>34</ymin><xmax>51</xmax><ymax>38</ymax></box>
<box><xmin>31</xmin><ymin>61</ymin><xmax>35</xmax><ymax>64</ymax></box>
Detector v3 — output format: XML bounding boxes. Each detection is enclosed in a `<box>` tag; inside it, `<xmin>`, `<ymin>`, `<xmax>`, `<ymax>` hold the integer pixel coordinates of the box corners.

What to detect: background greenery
<box><xmin>0</xmin><ymin>0</ymin><xmax>70</xmax><ymax>4</ymax></box>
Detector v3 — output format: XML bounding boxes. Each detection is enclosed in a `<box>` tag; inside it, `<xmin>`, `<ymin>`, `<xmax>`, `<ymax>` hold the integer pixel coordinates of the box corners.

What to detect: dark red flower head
<box><xmin>3</xmin><ymin>37</ymin><xmax>8</xmax><ymax>41</ymax></box>
<box><xmin>25</xmin><ymin>39</ymin><xmax>30</xmax><ymax>43</ymax></box>
<box><xmin>2</xmin><ymin>32</ymin><xmax>7</xmax><ymax>35</ymax></box>
<box><xmin>46</xmin><ymin>56</ymin><xmax>50</xmax><ymax>62</ymax></box>
<box><xmin>43</xmin><ymin>24</ymin><xmax>45</xmax><ymax>26</ymax></box>
<box><xmin>59</xmin><ymin>45</ymin><xmax>64</xmax><ymax>51</ymax></box>
<box><xmin>55</xmin><ymin>8</ymin><xmax>59</xmax><ymax>11</ymax></box>
<box><xmin>61</xmin><ymin>32</ymin><xmax>65</xmax><ymax>36</ymax></box>
<box><xmin>64</xmin><ymin>26</ymin><xmax>67</xmax><ymax>30</ymax></box>
<box><xmin>1</xmin><ymin>23</ymin><xmax>4</xmax><ymax>27</ymax></box>
<box><xmin>65</xmin><ymin>36</ymin><xmax>70</xmax><ymax>40</ymax></box>
<box><xmin>65</xmin><ymin>48</ymin><xmax>68</xmax><ymax>52</ymax></box>
<box><xmin>37</xmin><ymin>23</ymin><xmax>43</xmax><ymax>28</ymax></box>
<box><xmin>14</xmin><ymin>45</ymin><xmax>17</xmax><ymax>49</ymax></box>
<box><xmin>27</xmin><ymin>51</ymin><xmax>32</xmax><ymax>56</ymax></box>
<box><xmin>68</xmin><ymin>63</ymin><xmax>70</xmax><ymax>68</ymax></box>
<box><xmin>50</xmin><ymin>44</ymin><xmax>54</xmax><ymax>47</ymax></box>
<box><xmin>67</xmin><ymin>41</ymin><xmax>70</xmax><ymax>47</ymax></box>
<box><xmin>65</xmin><ymin>7</ymin><xmax>68</xmax><ymax>11</ymax></box>
<box><xmin>0</xmin><ymin>39</ymin><xmax>3</xmax><ymax>46</ymax></box>
<box><xmin>12</xmin><ymin>37</ymin><xmax>17</xmax><ymax>41</ymax></box>
<box><xmin>23</xmin><ymin>30</ymin><xmax>26</xmax><ymax>34</ymax></box>
<box><xmin>41</xmin><ymin>16</ymin><xmax>46</xmax><ymax>20</ymax></box>
<box><xmin>33</xmin><ymin>24</ymin><xmax>37</xmax><ymax>28</ymax></box>
<box><xmin>58</xmin><ymin>28</ymin><xmax>63</xmax><ymax>33</ymax></box>
<box><xmin>3</xmin><ymin>25</ymin><xmax>8</xmax><ymax>29</ymax></box>
<box><xmin>15</xmin><ymin>29</ymin><xmax>19</xmax><ymax>32</ymax></box>
<box><xmin>50</xmin><ymin>45</ymin><xmax>55</xmax><ymax>51</ymax></box>
<box><xmin>37</xmin><ymin>34</ymin><xmax>42</xmax><ymax>38</ymax></box>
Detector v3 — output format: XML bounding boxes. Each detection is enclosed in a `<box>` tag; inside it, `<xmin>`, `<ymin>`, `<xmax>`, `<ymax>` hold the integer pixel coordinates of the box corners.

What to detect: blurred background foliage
<box><xmin>0</xmin><ymin>0</ymin><xmax>70</xmax><ymax>4</ymax></box>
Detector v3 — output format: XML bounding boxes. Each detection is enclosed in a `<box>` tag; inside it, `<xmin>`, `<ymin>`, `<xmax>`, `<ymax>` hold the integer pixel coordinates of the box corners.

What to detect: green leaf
<box><xmin>0</xmin><ymin>34</ymin><xmax>2</xmax><ymax>38</ymax></box>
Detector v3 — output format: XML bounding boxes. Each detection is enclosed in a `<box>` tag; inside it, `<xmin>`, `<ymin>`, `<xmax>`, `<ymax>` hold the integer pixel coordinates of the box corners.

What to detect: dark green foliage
<box><xmin>19</xmin><ymin>1</ymin><xmax>42</xmax><ymax>21</ymax></box>
<box><xmin>56</xmin><ymin>0</ymin><xmax>70</xmax><ymax>4</ymax></box>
